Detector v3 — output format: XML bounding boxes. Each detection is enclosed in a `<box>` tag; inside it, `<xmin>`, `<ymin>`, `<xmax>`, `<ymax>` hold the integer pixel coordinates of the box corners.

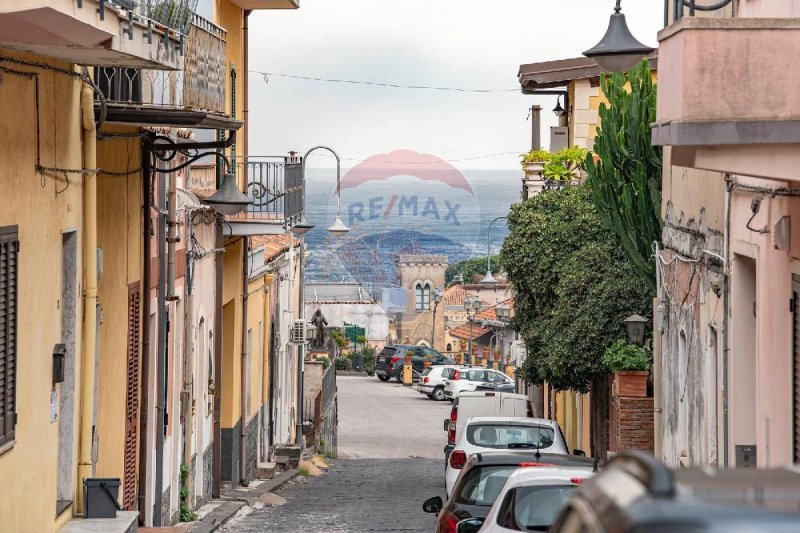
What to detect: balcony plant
<box><xmin>601</xmin><ymin>340</ymin><xmax>651</xmax><ymax>397</ymax></box>
<box><xmin>151</xmin><ymin>1</ymin><xmax>192</xmax><ymax>33</ymax></box>
<box><xmin>542</xmin><ymin>146</ymin><xmax>588</xmax><ymax>185</ymax></box>
<box><xmin>520</xmin><ymin>149</ymin><xmax>551</xmax><ymax>177</ymax></box>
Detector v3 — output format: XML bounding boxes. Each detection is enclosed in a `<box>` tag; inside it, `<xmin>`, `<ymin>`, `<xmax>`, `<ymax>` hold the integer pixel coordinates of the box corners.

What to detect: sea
<box><xmin>302</xmin><ymin>167</ymin><xmax>522</xmax><ymax>285</ymax></box>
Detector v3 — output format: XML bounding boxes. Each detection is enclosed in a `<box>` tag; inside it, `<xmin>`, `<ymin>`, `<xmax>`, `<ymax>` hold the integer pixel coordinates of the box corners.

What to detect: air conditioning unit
<box><xmin>291</xmin><ymin>320</ymin><xmax>307</xmax><ymax>344</ymax></box>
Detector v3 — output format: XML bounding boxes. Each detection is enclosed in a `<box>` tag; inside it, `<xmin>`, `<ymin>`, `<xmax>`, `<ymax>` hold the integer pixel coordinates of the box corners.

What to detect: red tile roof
<box><xmin>250</xmin><ymin>234</ymin><xmax>301</xmax><ymax>262</ymax></box>
<box><xmin>448</xmin><ymin>322</ymin><xmax>492</xmax><ymax>341</ymax></box>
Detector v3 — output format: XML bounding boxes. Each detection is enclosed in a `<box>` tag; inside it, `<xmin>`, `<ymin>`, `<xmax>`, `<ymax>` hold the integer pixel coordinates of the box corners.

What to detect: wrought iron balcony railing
<box><xmin>230</xmin><ymin>157</ymin><xmax>304</xmax><ymax>230</ymax></box>
<box><xmin>82</xmin><ymin>0</ymin><xmax>198</xmax><ymax>36</ymax></box>
<box><xmin>95</xmin><ymin>11</ymin><xmax>226</xmax><ymax>115</ymax></box>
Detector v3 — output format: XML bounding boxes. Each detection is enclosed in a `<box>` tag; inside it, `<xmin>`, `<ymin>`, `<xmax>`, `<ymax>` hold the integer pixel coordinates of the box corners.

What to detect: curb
<box><xmin>186</xmin><ymin>469</ymin><xmax>299</xmax><ymax>533</ymax></box>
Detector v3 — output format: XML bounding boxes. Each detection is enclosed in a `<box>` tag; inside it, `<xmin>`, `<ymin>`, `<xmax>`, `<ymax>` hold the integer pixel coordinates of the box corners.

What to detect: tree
<box><xmin>445</xmin><ymin>255</ymin><xmax>498</xmax><ymax>285</ymax></box>
<box><xmin>499</xmin><ymin>185</ymin><xmax>651</xmax><ymax>393</ymax></box>
<box><xmin>585</xmin><ymin>59</ymin><xmax>662</xmax><ymax>290</ymax></box>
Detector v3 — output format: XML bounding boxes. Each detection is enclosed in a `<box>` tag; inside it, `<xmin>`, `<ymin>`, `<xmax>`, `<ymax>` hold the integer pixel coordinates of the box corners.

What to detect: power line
<box><xmin>244</xmin><ymin>151</ymin><xmax>526</xmax><ymax>165</ymax></box>
<box><xmin>252</xmin><ymin>70</ymin><xmax>520</xmax><ymax>93</ymax></box>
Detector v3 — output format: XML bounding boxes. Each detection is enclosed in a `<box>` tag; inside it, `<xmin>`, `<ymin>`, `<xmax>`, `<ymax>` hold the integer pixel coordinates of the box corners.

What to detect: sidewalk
<box><xmin>143</xmin><ymin>468</ymin><xmax>298</xmax><ymax>533</ymax></box>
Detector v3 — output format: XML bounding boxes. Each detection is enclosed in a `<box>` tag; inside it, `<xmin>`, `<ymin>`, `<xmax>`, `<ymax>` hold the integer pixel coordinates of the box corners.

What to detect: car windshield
<box><xmin>466</xmin><ymin>424</ymin><xmax>555</xmax><ymax>449</ymax></box>
<box><xmin>454</xmin><ymin>466</ymin><xmax>517</xmax><ymax>506</ymax></box>
<box><xmin>496</xmin><ymin>485</ymin><xmax>576</xmax><ymax>531</ymax></box>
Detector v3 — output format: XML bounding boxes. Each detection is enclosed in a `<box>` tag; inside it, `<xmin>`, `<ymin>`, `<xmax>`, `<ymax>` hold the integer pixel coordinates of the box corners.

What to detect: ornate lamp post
<box><xmin>464</xmin><ymin>295</ymin><xmax>483</xmax><ymax>366</ymax></box>
<box><xmin>625</xmin><ymin>314</ymin><xmax>648</xmax><ymax>345</ymax></box>
<box><xmin>431</xmin><ymin>288</ymin><xmax>444</xmax><ymax>348</ymax></box>
<box><xmin>481</xmin><ymin>216</ymin><xmax>509</xmax><ymax>285</ymax></box>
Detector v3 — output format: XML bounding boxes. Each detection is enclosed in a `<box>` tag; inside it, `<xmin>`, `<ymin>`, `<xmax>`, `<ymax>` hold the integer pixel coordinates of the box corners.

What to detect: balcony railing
<box><xmin>83</xmin><ymin>0</ymin><xmax>198</xmax><ymax>36</ymax></box>
<box><xmin>94</xmin><ymin>11</ymin><xmax>226</xmax><ymax>114</ymax></box>
<box><xmin>230</xmin><ymin>157</ymin><xmax>304</xmax><ymax>229</ymax></box>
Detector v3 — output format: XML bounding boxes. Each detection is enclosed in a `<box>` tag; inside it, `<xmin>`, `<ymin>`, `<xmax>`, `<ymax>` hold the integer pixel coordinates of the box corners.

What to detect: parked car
<box><xmin>445</xmin><ymin>417</ymin><xmax>571</xmax><ymax>497</ymax></box>
<box><xmin>423</xmin><ymin>452</ymin><xmax>596</xmax><ymax>533</ymax></box>
<box><xmin>444</xmin><ymin>368</ymin><xmax>513</xmax><ymax>400</ymax></box>
<box><xmin>415</xmin><ymin>365</ymin><xmax>462</xmax><ymax>400</ymax></box>
<box><xmin>375</xmin><ymin>345</ymin><xmax>454</xmax><ymax>382</ymax></box>
<box><xmin>444</xmin><ymin>392</ymin><xmax>532</xmax><ymax>466</ymax></box>
<box><xmin>550</xmin><ymin>450</ymin><xmax>800</xmax><ymax>532</ymax></box>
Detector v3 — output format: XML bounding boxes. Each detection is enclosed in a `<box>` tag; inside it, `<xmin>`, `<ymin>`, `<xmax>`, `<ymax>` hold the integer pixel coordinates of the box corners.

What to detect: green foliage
<box><xmin>445</xmin><ymin>255</ymin><xmax>498</xmax><ymax>285</ymax></box>
<box><xmin>316</xmin><ymin>356</ymin><xmax>330</xmax><ymax>370</ymax></box>
<box><xmin>357</xmin><ymin>335</ymin><xmax>367</xmax><ymax>345</ymax></box>
<box><xmin>585</xmin><ymin>60</ymin><xmax>662</xmax><ymax>290</ymax></box>
<box><xmin>179</xmin><ymin>464</ymin><xmax>198</xmax><ymax>522</ymax></box>
<box><xmin>330</xmin><ymin>330</ymin><xmax>346</xmax><ymax>348</ymax></box>
<box><xmin>520</xmin><ymin>149</ymin><xmax>552</xmax><ymax>164</ymax></box>
<box><xmin>362</xmin><ymin>346</ymin><xmax>376</xmax><ymax>373</ymax></box>
<box><xmin>334</xmin><ymin>356</ymin><xmax>350</xmax><ymax>371</ymax></box>
<box><xmin>602</xmin><ymin>340</ymin><xmax>651</xmax><ymax>372</ymax></box>
<box><xmin>542</xmin><ymin>146</ymin><xmax>588</xmax><ymax>183</ymax></box>
<box><xmin>500</xmin><ymin>185</ymin><xmax>652</xmax><ymax>392</ymax></box>
<box><xmin>298</xmin><ymin>466</ymin><xmax>310</xmax><ymax>477</ymax></box>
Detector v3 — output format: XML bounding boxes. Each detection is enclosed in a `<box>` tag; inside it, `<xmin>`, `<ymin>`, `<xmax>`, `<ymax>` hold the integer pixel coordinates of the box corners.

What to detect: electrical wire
<box><xmin>252</xmin><ymin>70</ymin><xmax>519</xmax><ymax>93</ymax></box>
<box><xmin>244</xmin><ymin>151</ymin><xmax>526</xmax><ymax>166</ymax></box>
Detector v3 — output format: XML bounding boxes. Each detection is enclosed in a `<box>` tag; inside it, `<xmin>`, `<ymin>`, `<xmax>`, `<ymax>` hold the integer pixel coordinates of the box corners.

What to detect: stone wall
<box><xmin>202</xmin><ymin>444</ymin><xmax>213</xmax><ymax>506</ymax></box>
<box><xmin>246</xmin><ymin>416</ymin><xmax>259</xmax><ymax>483</ymax></box>
<box><xmin>221</xmin><ymin>418</ymin><xmax>241</xmax><ymax>482</ymax></box>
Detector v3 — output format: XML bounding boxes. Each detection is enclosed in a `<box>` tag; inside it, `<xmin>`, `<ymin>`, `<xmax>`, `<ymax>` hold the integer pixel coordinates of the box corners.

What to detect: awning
<box><xmin>518</xmin><ymin>54</ymin><xmax>658</xmax><ymax>93</ymax></box>
<box><xmin>96</xmin><ymin>102</ymin><xmax>244</xmax><ymax>130</ymax></box>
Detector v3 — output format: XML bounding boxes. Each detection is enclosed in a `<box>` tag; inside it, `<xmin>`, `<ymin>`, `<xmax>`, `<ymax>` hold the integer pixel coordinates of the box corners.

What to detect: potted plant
<box><xmin>404</xmin><ymin>350</ymin><xmax>413</xmax><ymax>364</ymax></box>
<box><xmin>520</xmin><ymin>149</ymin><xmax>551</xmax><ymax>177</ymax></box>
<box><xmin>423</xmin><ymin>353</ymin><xmax>434</xmax><ymax>369</ymax></box>
<box><xmin>602</xmin><ymin>340</ymin><xmax>651</xmax><ymax>397</ymax></box>
<box><xmin>362</xmin><ymin>346</ymin><xmax>376</xmax><ymax>376</ymax></box>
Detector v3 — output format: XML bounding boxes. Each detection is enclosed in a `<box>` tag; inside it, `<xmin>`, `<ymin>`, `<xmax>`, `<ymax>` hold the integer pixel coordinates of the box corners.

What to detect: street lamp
<box><xmin>625</xmin><ymin>314</ymin><xmax>648</xmax><ymax>345</ymax></box>
<box><xmin>553</xmin><ymin>96</ymin><xmax>565</xmax><ymax>118</ymax></box>
<box><xmin>431</xmin><ymin>288</ymin><xmax>444</xmax><ymax>348</ymax></box>
<box><xmin>583</xmin><ymin>0</ymin><xmax>655</xmax><ymax>73</ymax></box>
<box><xmin>464</xmin><ymin>295</ymin><xmax>483</xmax><ymax>366</ymax></box>
<box><xmin>481</xmin><ymin>216</ymin><xmax>509</xmax><ymax>285</ymax></box>
<box><xmin>303</xmin><ymin>146</ymin><xmax>350</xmax><ymax>237</ymax></box>
<box><xmin>204</xmin><ymin>171</ymin><xmax>252</xmax><ymax>216</ymax></box>
<box><xmin>496</xmin><ymin>303</ymin><xmax>511</xmax><ymax>323</ymax></box>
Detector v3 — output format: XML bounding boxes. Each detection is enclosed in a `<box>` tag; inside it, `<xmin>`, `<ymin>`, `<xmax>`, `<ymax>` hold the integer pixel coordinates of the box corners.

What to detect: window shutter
<box><xmin>793</xmin><ymin>279</ymin><xmax>800</xmax><ymax>463</ymax></box>
<box><xmin>0</xmin><ymin>226</ymin><xmax>19</xmax><ymax>447</ymax></box>
<box><xmin>123</xmin><ymin>282</ymin><xmax>141</xmax><ymax>508</ymax></box>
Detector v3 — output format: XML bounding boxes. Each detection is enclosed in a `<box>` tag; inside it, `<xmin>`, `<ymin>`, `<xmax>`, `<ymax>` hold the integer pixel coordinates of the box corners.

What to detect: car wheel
<box><xmin>396</xmin><ymin>371</ymin><xmax>404</xmax><ymax>383</ymax></box>
<box><xmin>432</xmin><ymin>386</ymin><xmax>445</xmax><ymax>401</ymax></box>
<box><xmin>377</xmin><ymin>375</ymin><xmax>390</xmax><ymax>382</ymax></box>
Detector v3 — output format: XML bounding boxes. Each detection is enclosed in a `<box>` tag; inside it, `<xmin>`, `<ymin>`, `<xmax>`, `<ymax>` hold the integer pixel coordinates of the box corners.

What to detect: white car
<box><xmin>457</xmin><ymin>463</ymin><xmax>596</xmax><ymax>533</ymax></box>
<box><xmin>443</xmin><ymin>368</ymin><xmax>513</xmax><ymax>400</ymax></box>
<box><xmin>414</xmin><ymin>365</ymin><xmax>462</xmax><ymax>401</ymax></box>
<box><xmin>445</xmin><ymin>417</ymin><xmax>570</xmax><ymax>497</ymax></box>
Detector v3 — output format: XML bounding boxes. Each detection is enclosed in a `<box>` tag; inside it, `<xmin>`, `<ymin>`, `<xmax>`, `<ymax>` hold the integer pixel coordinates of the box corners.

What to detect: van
<box><xmin>443</xmin><ymin>391</ymin><xmax>532</xmax><ymax>464</ymax></box>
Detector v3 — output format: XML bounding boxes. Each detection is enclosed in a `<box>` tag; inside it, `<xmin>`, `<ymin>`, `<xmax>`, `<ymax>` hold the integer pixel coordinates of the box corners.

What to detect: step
<box><xmin>58</xmin><ymin>511</ymin><xmax>138</xmax><ymax>533</ymax></box>
<box><xmin>257</xmin><ymin>461</ymin><xmax>277</xmax><ymax>479</ymax></box>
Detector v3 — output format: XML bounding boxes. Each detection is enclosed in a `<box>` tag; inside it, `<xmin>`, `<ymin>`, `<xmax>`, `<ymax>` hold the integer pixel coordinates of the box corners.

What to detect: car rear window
<box><xmin>496</xmin><ymin>485</ymin><xmax>576</xmax><ymax>531</ymax></box>
<box><xmin>466</xmin><ymin>424</ymin><xmax>555</xmax><ymax>449</ymax></box>
<box><xmin>442</xmin><ymin>368</ymin><xmax>455</xmax><ymax>379</ymax></box>
<box><xmin>454</xmin><ymin>466</ymin><xmax>517</xmax><ymax>506</ymax></box>
<box><xmin>421</xmin><ymin>368</ymin><xmax>432</xmax><ymax>377</ymax></box>
<box><xmin>378</xmin><ymin>347</ymin><xmax>397</xmax><ymax>357</ymax></box>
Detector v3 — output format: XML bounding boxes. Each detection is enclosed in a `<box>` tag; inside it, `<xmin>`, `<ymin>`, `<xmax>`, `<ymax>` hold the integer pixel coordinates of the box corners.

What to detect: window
<box><xmin>454</xmin><ymin>466</ymin><xmax>517</xmax><ymax>506</ymax></box>
<box><xmin>496</xmin><ymin>486</ymin><xmax>577</xmax><ymax>531</ymax></box>
<box><xmin>466</xmin><ymin>424</ymin><xmax>555</xmax><ymax>449</ymax></box>
<box><xmin>415</xmin><ymin>283</ymin><xmax>424</xmax><ymax>311</ymax></box>
<box><xmin>468</xmin><ymin>369</ymin><xmax>487</xmax><ymax>382</ymax></box>
<box><xmin>488</xmin><ymin>371</ymin><xmax>507</xmax><ymax>383</ymax></box>
<box><xmin>414</xmin><ymin>282</ymin><xmax>432</xmax><ymax>311</ymax></box>
<box><xmin>0</xmin><ymin>226</ymin><xmax>19</xmax><ymax>448</ymax></box>
<box><xmin>422</xmin><ymin>283</ymin><xmax>431</xmax><ymax>310</ymax></box>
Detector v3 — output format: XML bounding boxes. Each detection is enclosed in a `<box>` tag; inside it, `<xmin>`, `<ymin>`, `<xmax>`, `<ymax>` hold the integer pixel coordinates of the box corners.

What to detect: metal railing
<box><xmin>233</xmin><ymin>158</ymin><xmax>304</xmax><ymax>227</ymax></box>
<box><xmin>93</xmin><ymin>11</ymin><xmax>226</xmax><ymax>113</ymax></box>
<box><xmin>318</xmin><ymin>364</ymin><xmax>338</xmax><ymax>456</ymax></box>
<box><xmin>78</xmin><ymin>0</ymin><xmax>198</xmax><ymax>36</ymax></box>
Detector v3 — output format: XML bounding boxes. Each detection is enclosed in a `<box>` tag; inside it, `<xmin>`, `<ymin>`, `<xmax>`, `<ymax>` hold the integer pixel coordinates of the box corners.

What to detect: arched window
<box><xmin>446</xmin><ymin>343</ymin><xmax>453</xmax><ymax>352</ymax></box>
<box><xmin>415</xmin><ymin>282</ymin><xmax>424</xmax><ymax>310</ymax></box>
<box><xmin>422</xmin><ymin>283</ymin><xmax>431</xmax><ymax>310</ymax></box>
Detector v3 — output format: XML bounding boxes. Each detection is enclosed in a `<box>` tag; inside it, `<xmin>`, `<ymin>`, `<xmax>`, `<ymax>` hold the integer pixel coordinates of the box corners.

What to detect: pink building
<box><xmin>655</xmin><ymin>1</ymin><xmax>800</xmax><ymax>468</ymax></box>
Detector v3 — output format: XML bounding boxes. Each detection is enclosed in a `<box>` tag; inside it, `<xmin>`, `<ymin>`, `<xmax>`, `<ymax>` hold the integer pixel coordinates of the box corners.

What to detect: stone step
<box><xmin>257</xmin><ymin>461</ymin><xmax>277</xmax><ymax>479</ymax></box>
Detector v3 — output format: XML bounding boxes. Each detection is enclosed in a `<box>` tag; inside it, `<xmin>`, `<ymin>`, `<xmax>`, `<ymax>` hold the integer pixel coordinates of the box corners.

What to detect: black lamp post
<box><xmin>624</xmin><ymin>314</ymin><xmax>648</xmax><ymax>345</ymax></box>
<box><xmin>553</xmin><ymin>96</ymin><xmax>565</xmax><ymax>118</ymax></box>
<box><xmin>583</xmin><ymin>0</ymin><xmax>655</xmax><ymax>72</ymax></box>
<box><xmin>431</xmin><ymin>288</ymin><xmax>444</xmax><ymax>348</ymax></box>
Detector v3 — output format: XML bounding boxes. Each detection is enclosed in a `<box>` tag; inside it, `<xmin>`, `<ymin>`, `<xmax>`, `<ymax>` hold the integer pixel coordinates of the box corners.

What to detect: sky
<box><xmin>247</xmin><ymin>0</ymin><xmax>664</xmax><ymax>170</ymax></box>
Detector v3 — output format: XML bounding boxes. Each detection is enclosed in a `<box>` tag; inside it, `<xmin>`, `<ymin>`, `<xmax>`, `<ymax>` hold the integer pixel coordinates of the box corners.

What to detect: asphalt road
<box><xmin>224</xmin><ymin>376</ymin><xmax>450</xmax><ymax>532</ymax></box>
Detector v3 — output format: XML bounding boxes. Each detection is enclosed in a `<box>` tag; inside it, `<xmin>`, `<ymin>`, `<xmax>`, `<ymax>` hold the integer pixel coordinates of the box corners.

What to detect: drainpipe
<box><xmin>243</xmin><ymin>10</ymin><xmax>251</xmax><ymax>163</ymax></box>
<box><xmin>240</xmin><ymin>237</ymin><xmax>250</xmax><ymax>485</ymax></box>
<box><xmin>153</xmin><ymin>160</ymin><xmax>168</xmax><ymax>525</ymax></box>
<box><xmin>722</xmin><ymin>176</ymin><xmax>733</xmax><ymax>467</ymax></box>
<box><xmin>76</xmin><ymin>81</ymin><xmax>98</xmax><ymax>515</ymax></box>
<box><xmin>167</xmin><ymin>172</ymin><xmax>178</xmax><ymax>301</ymax></box>
<box><xmin>295</xmin><ymin>239</ymin><xmax>305</xmax><ymax>445</ymax></box>
<box><xmin>181</xmin><ymin>209</ymin><xmax>195</xmax><ymax>514</ymax></box>
<box><xmin>138</xmin><ymin>136</ymin><xmax>153</xmax><ymax>521</ymax></box>
<box><xmin>654</xmin><ymin>243</ymin><xmax>664</xmax><ymax>461</ymax></box>
<box><xmin>212</xmin><ymin>216</ymin><xmax>223</xmax><ymax>497</ymax></box>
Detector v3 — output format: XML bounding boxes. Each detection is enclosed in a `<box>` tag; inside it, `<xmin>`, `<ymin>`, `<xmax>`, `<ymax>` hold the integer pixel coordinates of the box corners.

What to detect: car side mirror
<box><xmin>573</xmin><ymin>449</ymin><xmax>587</xmax><ymax>457</ymax></box>
<box><xmin>423</xmin><ymin>496</ymin><xmax>443</xmax><ymax>514</ymax></box>
<box><xmin>457</xmin><ymin>518</ymin><xmax>484</xmax><ymax>533</ymax></box>
<box><xmin>443</xmin><ymin>419</ymin><xmax>450</xmax><ymax>431</ymax></box>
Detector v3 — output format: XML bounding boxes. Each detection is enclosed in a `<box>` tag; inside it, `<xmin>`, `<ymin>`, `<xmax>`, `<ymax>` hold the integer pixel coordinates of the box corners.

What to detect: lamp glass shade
<box><xmin>472</xmin><ymin>298</ymin><xmax>483</xmax><ymax>311</ymax></box>
<box><xmin>583</xmin><ymin>9</ymin><xmax>654</xmax><ymax>73</ymax></box>
<box><xmin>327</xmin><ymin>216</ymin><xmax>350</xmax><ymax>236</ymax></box>
<box><xmin>553</xmin><ymin>99</ymin><xmax>565</xmax><ymax>117</ymax></box>
<box><xmin>624</xmin><ymin>314</ymin><xmax>648</xmax><ymax>345</ymax></box>
<box><xmin>480</xmin><ymin>270</ymin><xmax>498</xmax><ymax>285</ymax></box>
<box><xmin>289</xmin><ymin>217</ymin><xmax>315</xmax><ymax>236</ymax></box>
<box><xmin>496</xmin><ymin>303</ymin><xmax>511</xmax><ymax>320</ymax></box>
<box><xmin>204</xmin><ymin>172</ymin><xmax>251</xmax><ymax>216</ymax></box>
<box><xmin>464</xmin><ymin>297</ymin><xmax>474</xmax><ymax>311</ymax></box>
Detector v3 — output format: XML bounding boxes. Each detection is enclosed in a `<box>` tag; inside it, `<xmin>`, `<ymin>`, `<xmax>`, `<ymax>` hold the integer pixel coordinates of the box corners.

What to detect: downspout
<box><xmin>295</xmin><ymin>238</ymin><xmax>305</xmax><ymax>445</ymax></box>
<box><xmin>77</xmin><ymin>81</ymin><xmax>98</xmax><ymax>515</ymax></box>
<box><xmin>138</xmin><ymin>136</ymin><xmax>153</xmax><ymax>521</ymax></box>
<box><xmin>722</xmin><ymin>175</ymin><xmax>733</xmax><ymax>467</ymax></box>
<box><xmin>181</xmin><ymin>209</ymin><xmax>194</xmax><ymax>515</ymax></box>
<box><xmin>212</xmin><ymin>216</ymin><xmax>223</xmax><ymax>497</ymax></box>
<box><xmin>240</xmin><ymin>237</ymin><xmax>250</xmax><ymax>486</ymax></box>
<box><xmin>654</xmin><ymin>243</ymin><xmax>664</xmax><ymax>461</ymax></box>
<box><xmin>153</xmin><ymin>159</ymin><xmax>168</xmax><ymax>525</ymax></box>
<box><xmin>243</xmin><ymin>10</ymin><xmax>251</xmax><ymax>164</ymax></box>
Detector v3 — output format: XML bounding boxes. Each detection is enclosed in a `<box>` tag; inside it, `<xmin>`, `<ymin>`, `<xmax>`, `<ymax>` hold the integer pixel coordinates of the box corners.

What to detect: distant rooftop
<box><xmin>305</xmin><ymin>283</ymin><xmax>376</xmax><ymax>304</ymax></box>
<box><xmin>395</xmin><ymin>254</ymin><xmax>448</xmax><ymax>265</ymax></box>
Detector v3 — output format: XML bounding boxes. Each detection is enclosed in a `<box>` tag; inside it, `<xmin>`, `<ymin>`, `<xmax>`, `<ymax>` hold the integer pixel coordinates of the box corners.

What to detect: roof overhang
<box><xmin>97</xmin><ymin>103</ymin><xmax>244</xmax><ymax>130</ymax></box>
<box><xmin>231</xmin><ymin>0</ymin><xmax>299</xmax><ymax>9</ymax></box>
<box><xmin>518</xmin><ymin>54</ymin><xmax>658</xmax><ymax>93</ymax></box>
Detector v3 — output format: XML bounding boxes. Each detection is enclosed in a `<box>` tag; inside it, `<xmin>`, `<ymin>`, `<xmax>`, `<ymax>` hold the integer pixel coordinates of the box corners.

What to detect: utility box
<box><xmin>550</xmin><ymin>127</ymin><xmax>569</xmax><ymax>152</ymax></box>
<box><xmin>735</xmin><ymin>445</ymin><xmax>757</xmax><ymax>468</ymax></box>
<box><xmin>83</xmin><ymin>478</ymin><xmax>121</xmax><ymax>519</ymax></box>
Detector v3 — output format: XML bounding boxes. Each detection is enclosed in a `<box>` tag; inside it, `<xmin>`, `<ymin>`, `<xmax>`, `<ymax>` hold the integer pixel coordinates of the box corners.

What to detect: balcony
<box><xmin>652</xmin><ymin>17</ymin><xmax>800</xmax><ymax>180</ymax></box>
<box><xmin>190</xmin><ymin>157</ymin><xmax>304</xmax><ymax>237</ymax></box>
<box><xmin>0</xmin><ymin>0</ymin><xmax>194</xmax><ymax>70</ymax></box>
<box><xmin>230</xmin><ymin>0</ymin><xmax>299</xmax><ymax>9</ymax></box>
<box><xmin>94</xmin><ymin>12</ymin><xmax>239</xmax><ymax>129</ymax></box>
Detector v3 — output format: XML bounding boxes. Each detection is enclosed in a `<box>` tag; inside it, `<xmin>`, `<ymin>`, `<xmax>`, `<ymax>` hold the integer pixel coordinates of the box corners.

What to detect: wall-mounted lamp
<box><xmin>553</xmin><ymin>97</ymin><xmax>565</xmax><ymax>118</ymax></box>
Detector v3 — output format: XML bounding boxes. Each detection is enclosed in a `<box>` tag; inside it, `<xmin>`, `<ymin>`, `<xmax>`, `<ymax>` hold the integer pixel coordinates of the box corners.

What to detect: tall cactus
<box><xmin>585</xmin><ymin>60</ymin><xmax>662</xmax><ymax>290</ymax></box>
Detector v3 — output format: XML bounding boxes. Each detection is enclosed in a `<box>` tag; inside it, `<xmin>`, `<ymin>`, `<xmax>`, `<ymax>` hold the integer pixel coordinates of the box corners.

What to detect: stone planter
<box><xmin>404</xmin><ymin>353</ymin><xmax>413</xmax><ymax>364</ymax></box>
<box><xmin>455</xmin><ymin>353</ymin><xmax>464</xmax><ymax>365</ymax></box>
<box><xmin>523</xmin><ymin>160</ymin><xmax>545</xmax><ymax>176</ymax></box>
<box><xmin>615</xmin><ymin>371</ymin><xmax>648</xmax><ymax>398</ymax></box>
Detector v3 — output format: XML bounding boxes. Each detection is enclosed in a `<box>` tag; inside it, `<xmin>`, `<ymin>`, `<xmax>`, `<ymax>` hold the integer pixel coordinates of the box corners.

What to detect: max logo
<box><xmin>348</xmin><ymin>195</ymin><xmax>461</xmax><ymax>227</ymax></box>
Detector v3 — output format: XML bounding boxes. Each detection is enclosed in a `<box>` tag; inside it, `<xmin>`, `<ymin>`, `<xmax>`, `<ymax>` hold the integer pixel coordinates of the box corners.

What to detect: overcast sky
<box><xmin>247</xmin><ymin>0</ymin><xmax>663</xmax><ymax>169</ymax></box>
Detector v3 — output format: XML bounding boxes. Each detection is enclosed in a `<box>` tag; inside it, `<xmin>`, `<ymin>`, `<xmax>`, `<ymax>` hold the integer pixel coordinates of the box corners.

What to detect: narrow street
<box><xmin>224</xmin><ymin>376</ymin><xmax>451</xmax><ymax>532</ymax></box>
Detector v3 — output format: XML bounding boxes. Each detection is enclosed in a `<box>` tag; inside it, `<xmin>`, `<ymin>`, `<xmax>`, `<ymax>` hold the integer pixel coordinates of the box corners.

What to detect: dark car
<box><xmin>423</xmin><ymin>452</ymin><xmax>597</xmax><ymax>533</ymax></box>
<box><xmin>375</xmin><ymin>345</ymin><xmax>454</xmax><ymax>382</ymax></box>
<box><xmin>551</xmin><ymin>451</ymin><xmax>800</xmax><ymax>532</ymax></box>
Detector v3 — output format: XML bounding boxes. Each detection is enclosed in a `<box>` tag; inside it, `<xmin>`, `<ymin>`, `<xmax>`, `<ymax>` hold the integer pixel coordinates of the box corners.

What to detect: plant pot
<box><xmin>523</xmin><ymin>160</ymin><xmax>545</xmax><ymax>177</ymax></box>
<box><xmin>423</xmin><ymin>361</ymin><xmax>432</xmax><ymax>369</ymax></box>
<box><xmin>455</xmin><ymin>353</ymin><xmax>464</xmax><ymax>365</ymax></box>
<box><xmin>404</xmin><ymin>354</ymin><xmax>413</xmax><ymax>364</ymax></box>
<box><xmin>615</xmin><ymin>370</ymin><xmax>648</xmax><ymax>398</ymax></box>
